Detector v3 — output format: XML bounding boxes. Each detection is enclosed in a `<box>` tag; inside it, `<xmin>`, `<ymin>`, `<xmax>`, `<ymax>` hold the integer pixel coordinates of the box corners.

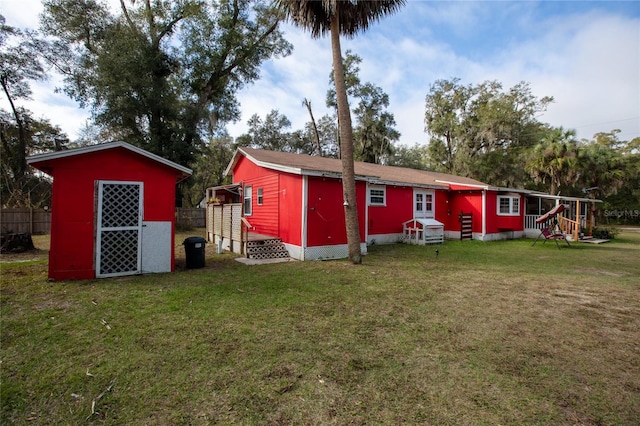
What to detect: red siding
<box><xmin>447</xmin><ymin>191</ymin><xmax>483</xmax><ymax>233</ymax></box>
<box><xmin>246</xmin><ymin>174</ymin><xmax>280</xmax><ymax>236</ymax></box>
<box><xmin>306</xmin><ymin>177</ymin><xmax>347</xmax><ymax>246</ymax></box>
<box><xmin>356</xmin><ymin>181</ymin><xmax>367</xmax><ymax>242</ymax></box>
<box><xmin>43</xmin><ymin>148</ymin><xmax>179</xmax><ymax>280</ymax></box>
<box><xmin>433</xmin><ymin>189</ymin><xmax>451</xmax><ymax>225</ymax></box>
<box><xmin>232</xmin><ymin>156</ymin><xmax>302</xmax><ymax>242</ymax></box>
<box><xmin>367</xmin><ymin>185</ymin><xmax>413</xmax><ymax>235</ymax></box>
<box><xmin>305</xmin><ymin>177</ymin><xmax>366</xmax><ymax>247</ymax></box>
<box><xmin>485</xmin><ymin>192</ymin><xmax>524</xmax><ymax>233</ymax></box>
<box><xmin>278</xmin><ymin>174</ymin><xmax>302</xmax><ymax>246</ymax></box>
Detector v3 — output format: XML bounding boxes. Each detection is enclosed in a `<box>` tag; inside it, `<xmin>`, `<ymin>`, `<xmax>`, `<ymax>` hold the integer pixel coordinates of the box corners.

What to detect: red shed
<box><xmin>27</xmin><ymin>142</ymin><xmax>191</xmax><ymax>280</ymax></box>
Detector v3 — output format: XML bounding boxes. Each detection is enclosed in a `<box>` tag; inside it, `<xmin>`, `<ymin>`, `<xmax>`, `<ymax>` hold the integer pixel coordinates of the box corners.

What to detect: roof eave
<box><xmin>526</xmin><ymin>192</ymin><xmax>603</xmax><ymax>203</ymax></box>
<box><xmin>27</xmin><ymin>141</ymin><xmax>193</xmax><ymax>178</ymax></box>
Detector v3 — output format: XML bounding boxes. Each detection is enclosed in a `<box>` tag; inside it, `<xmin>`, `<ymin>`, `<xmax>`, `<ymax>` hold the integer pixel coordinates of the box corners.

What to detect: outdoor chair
<box><xmin>532</xmin><ymin>227</ymin><xmax>571</xmax><ymax>249</ymax></box>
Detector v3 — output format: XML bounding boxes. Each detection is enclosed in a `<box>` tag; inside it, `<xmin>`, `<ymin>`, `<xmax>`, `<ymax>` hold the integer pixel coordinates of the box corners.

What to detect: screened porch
<box><xmin>524</xmin><ymin>193</ymin><xmax>601</xmax><ymax>240</ymax></box>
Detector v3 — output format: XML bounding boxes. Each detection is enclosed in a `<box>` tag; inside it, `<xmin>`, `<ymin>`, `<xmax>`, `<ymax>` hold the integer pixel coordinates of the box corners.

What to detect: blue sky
<box><xmin>2</xmin><ymin>0</ymin><xmax>639</xmax><ymax>144</ymax></box>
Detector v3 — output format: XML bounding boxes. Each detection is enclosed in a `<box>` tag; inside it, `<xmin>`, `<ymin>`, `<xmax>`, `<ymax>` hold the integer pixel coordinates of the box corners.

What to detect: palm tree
<box><xmin>579</xmin><ymin>141</ymin><xmax>625</xmax><ymax>230</ymax></box>
<box><xmin>277</xmin><ymin>0</ymin><xmax>405</xmax><ymax>264</ymax></box>
<box><xmin>526</xmin><ymin>127</ymin><xmax>580</xmax><ymax>195</ymax></box>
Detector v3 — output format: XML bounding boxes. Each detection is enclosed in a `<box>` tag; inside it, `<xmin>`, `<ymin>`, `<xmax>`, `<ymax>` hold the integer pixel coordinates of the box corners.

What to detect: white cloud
<box><xmin>479</xmin><ymin>11</ymin><xmax>640</xmax><ymax>140</ymax></box>
<box><xmin>2</xmin><ymin>1</ymin><xmax>638</xmax><ymax>144</ymax></box>
<box><xmin>2</xmin><ymin>0</ymin><xmax>42</xmax><ymax>29</ymax></box>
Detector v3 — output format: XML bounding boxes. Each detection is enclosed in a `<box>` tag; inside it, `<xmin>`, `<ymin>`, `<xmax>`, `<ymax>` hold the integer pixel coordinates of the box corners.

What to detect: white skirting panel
<box><xmin>283</xmin><ymin>242</ymin><xmax>368</xmax><ymax>261</ymax></box>
<box><xmin>366</xmin><ymin>233</ymin><xmax>405</xmax><ymax>246</ymax></box>
<box><xmin>482</xmin><ymin>231</ymin><xmax>524</xmax><ymax>241</ymax></box>
<box><xmin>212</xmin><ymin>235</ymin><xmax>243</xmax><ymax>254</ymax></box>
<box><xmin>445</xmin><ymin>230</ymin><xmax>525</xmax><ymax>241</ymax></box>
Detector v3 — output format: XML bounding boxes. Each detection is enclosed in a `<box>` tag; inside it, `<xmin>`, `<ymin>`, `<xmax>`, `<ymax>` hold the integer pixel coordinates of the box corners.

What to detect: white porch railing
<box><xmin>525</xmin><ymin>214</ymin><xmax>587</xmax><ymax>231</ymax></box>
<box><xmin>525</xmin><ymin>215</ymin><xmax>544</xmax><ymax>230</ymax></box>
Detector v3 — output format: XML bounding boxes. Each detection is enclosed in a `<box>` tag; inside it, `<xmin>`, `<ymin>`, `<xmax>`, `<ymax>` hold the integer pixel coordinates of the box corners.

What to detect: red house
<box><xmin>211</xmin><ymin>148</ymin><xmax>526</xmax><ymax>261</ymax></box>
<box><xmin>27</xmin><ymin>142</ymin><xmax>191</xmax><ymax>280</ymax></box>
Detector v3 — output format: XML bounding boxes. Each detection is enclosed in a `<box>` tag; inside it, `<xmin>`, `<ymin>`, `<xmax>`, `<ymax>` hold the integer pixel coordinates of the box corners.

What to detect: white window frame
<box><xmin>368</xmin><ymin>185</ymin><xmax>386</xmax><ymax>206</ymax></box>
<box><xmin>497</xmin><ymin>195</ymin><xmax>520</xmax><ymax>216</ymax></box>
<box><xmin>257</xmin><ymin>187</ymin><xmax>263</xmax><ymax>205</ymax></box>
<box><xmin>244</xmin><ymin>185</ymin><xmax>252</xmax><ymax>216</ymax></box>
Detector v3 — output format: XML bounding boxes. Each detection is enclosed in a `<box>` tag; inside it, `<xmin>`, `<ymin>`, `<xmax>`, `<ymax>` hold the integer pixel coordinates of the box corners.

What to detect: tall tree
<box><xmin>0</xmin><ymin>16</ymin><xmax>68</xmax><ymax>208</ymax></box>
<box><xmin>237</xmin><ymin>109</ymin><xmax>316</xmax><ymax>154</ymax></box>
<box><xmin>525</xmin><ymin>127</ymin><xmax>580</xmax><ymax>195</ymax></box>
<box><xmin>302</xmin><ymin>98</ymin><xmax>322</xmax><ymax>156</ymax></box>
<box><xmin>40</xmin><ymin>0</ymin><xmax>291</xmax><ymax>167</ymax></box>
<box><xmin>326</xmin><ymin>50</ymin><xmax>400</xmax><ymax>163</ymax></box>
<box><xmin>425</xmin><ymin>78</ymin><xmax>551</xmax><ymax>186</ymax></box>
<box><xmin>577</xmin><ymin>130</ymin><xmax>628</xmax><ymax>228</ymax></box>
<box><xmin>424</xmin><ymin>78</ymin><xmax>473</xmax><ymax>174</ymax></box>
<box><xmin>579</xmin><ymin>131</ymin><xmax>626</xmax><ymax>198</ymax></box>
<box><xmin>0</xmin><ymin>16</ymin><xmax>49</xmax><ymax>189</ymax></box>
<box><xmin>1</xmin><ymin>110</ymin><xmax>67</xmax><ymax>207</ymax></box>
<box><xmin>352</xmin><ymin>82</ymin><xmax>400</xmax><ymax>164</ymax></box>
<box><xmin>277</xmin><ymin>0</ymin><xmax>406</xmax><ymax>264</ymax></box>
<box><xmin>387</xmin><ymin>143</ymin><xmax>430</xmax><ymax>170</ymax></box>
<box><xmin>306</xmin><ymin>113</ymin><xmax>339</xmax><ymax>158</ymax></box>
<box><xmin>237</xmin><ymin>110</ymin><xmax>293</xmax><ymax>151</ymax></box>
<box><xmin>181</xmin><ymin>134</ymin><xmax>235</xmax><ymax>207</ymax></box>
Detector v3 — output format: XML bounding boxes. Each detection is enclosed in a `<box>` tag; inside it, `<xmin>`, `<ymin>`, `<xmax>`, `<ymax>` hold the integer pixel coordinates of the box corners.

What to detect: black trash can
<box><xmin>183</xmin><ymin>237</ymin><xmax>206</xmax><ymax>269</ymax></box>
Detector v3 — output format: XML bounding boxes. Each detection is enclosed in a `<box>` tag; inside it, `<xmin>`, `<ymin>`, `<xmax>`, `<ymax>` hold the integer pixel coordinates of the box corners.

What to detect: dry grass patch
<box><xmin>1</xmin><ymin>230</ymin><xmax>639</xmax><ymax>424</ymax></box>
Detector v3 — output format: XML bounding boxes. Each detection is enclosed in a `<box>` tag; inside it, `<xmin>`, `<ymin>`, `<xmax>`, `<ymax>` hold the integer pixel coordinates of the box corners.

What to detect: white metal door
<box><xmin>96</xmin><ymin>181</ymin><xmax>143</xmax><ymax>278</ymax></box>
<box><xmin>141</xmin><ymin>221</ymin><xmax>172</xmax><ymax>273</ymax></box>
<box><xmin>414</xmin><ymin>190</ymin><xmax>434</xmax><ymax>219</ymax></box>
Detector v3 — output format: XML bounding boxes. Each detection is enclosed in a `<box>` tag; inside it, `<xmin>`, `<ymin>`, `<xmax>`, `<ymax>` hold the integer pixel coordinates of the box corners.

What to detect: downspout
<box><xmin>364</xmin><ymin>183</ymin><xmax>369</xmax><ymax>245</ymax></box>
<box><xmin>482</xmin><ymin>189</ymin><xmax>487</xmax><ymax>240</ymax></box>
<box><xmin>301</xmin><ymin>175</ymin><xmax>308</xmax><ymax>261</ymax></box>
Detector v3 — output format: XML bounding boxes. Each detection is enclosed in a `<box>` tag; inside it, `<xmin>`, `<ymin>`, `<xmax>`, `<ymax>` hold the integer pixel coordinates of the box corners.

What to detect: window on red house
<box><xmin>244</xmin><ymin>186</ymin><xmax>252</xmax><ymax>216</ymax></box>
<box><xmin>497</xmin><ymin>195</ymin><xmax>520</xmax><ymax>215</ymax></box>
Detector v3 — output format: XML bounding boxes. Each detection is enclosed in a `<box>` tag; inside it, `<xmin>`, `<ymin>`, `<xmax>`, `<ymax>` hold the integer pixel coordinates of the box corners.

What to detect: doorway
<box><xmin>95</xmin><ymin>181</ymin><xmax>143</xmax><ymax>277</ymax></box>
<box><xmin>414</xmin><ymin>190</ymin><xmax>434</xmax><ymax>219</ymax></box>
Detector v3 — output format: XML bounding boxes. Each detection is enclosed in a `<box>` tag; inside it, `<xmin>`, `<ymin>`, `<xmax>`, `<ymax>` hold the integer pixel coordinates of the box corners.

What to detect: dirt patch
<box><xmin>573</xmin><ymin>268</ymin><xmax>628</xmax><ymax>277</ymax></box>
<box><xmin>0</xmin><ymin>249</ymin><xmax>48</xmax><ymax>264</ymax></box>
<box><xmin>0</xmin><ymin>234</ymin><xmax>50</xmax><ymax>263</ymax></box>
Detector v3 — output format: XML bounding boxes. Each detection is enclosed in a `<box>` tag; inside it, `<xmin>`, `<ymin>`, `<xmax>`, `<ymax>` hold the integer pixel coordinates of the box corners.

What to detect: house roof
<box><xmin>27</xmin><ymin>141</ymin><xmax>192</xmax><ymax>180</ymax></box>
<box><xmin>227</xmin><ymin>147</ymin><xmax>489</xmax><ymax>189</ymax></box>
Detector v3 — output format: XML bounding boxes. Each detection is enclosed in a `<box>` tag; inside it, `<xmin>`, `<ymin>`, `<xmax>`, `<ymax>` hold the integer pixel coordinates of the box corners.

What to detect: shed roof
<box><xmin>27</xmin><ymin>141</ymin><xmax>192</xmax><ymax>180</ymax></box>
<box><xmin>228</xmin><ymin>147</ymin><xmax>488</xmax><ymax>189</ymax></box>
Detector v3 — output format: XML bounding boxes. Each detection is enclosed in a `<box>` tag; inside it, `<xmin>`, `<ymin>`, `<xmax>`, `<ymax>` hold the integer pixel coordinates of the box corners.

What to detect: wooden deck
<box><xmin>579</xmin><ymin>238</ymin><xmax>610</xmax><ymax>244</ymax></box>
<box><xmin>247</xmin><ymin>232</ymin><xmax>279</xmax><ymax>242</ymax></box>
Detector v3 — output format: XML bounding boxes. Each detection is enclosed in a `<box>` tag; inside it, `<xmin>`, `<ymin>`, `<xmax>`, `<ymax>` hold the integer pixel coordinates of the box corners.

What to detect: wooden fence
<box><xmin>1</xmin><ymin>207</ymin><xmax>205</xmax><ymax>234</ymax></box>
<box><xmin>206</xmin><ymin>203</ymin><xmax>244</xmax><ymax>254</ymax></box>
<box><xmin>1</xmin><ymin>208</ymin><xmax>52</xmax><ymax>234</ymax></box>
<box><xmin>175</xmin><ymin>208</ymin><xmax>206</xmax><ymax>228</ymax></box>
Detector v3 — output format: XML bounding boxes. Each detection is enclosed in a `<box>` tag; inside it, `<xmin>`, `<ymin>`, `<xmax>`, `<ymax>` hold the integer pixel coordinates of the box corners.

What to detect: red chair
<box><xmin>532</xmin><ymin>227</ymin><xmax>571</xmax><ymax>249</ymax></box>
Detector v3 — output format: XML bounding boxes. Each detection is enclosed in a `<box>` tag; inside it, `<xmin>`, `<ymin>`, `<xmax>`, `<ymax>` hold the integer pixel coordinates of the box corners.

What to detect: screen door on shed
<box><xmin>96</xmin><ymin>181</ymin><xmax>143</xmax><ymax>278</ymax></box>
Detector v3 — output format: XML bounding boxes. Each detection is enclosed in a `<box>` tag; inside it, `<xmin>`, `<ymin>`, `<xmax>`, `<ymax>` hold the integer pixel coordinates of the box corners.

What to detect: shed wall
<box><xmin>46</xmin><ymin>149</ymin><xmax>179</xmax><ymax>280</ymax></box>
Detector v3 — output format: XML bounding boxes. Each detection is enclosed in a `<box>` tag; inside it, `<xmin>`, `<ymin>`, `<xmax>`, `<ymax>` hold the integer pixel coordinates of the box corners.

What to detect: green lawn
<box><xmin>2</xmin><ymin>231</ymin><xmax>639</xmax><ymax>425</ymax></box>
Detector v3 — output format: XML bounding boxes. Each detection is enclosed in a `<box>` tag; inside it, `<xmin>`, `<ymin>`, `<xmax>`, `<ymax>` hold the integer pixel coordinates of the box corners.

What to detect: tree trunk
<box><xmin>330</xmin><ymin>17</ymin><xmax>362</xmax><ymax>264</ymax></box>
<box><xmin>303</xmin><ymin>98</ymin><xmax>322</xmax><ymax>156</ymax></box>
<box><xmin>1</xmin><ymin>78</ymin><xmax>28</xmax><ymax>184</ymax></box>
